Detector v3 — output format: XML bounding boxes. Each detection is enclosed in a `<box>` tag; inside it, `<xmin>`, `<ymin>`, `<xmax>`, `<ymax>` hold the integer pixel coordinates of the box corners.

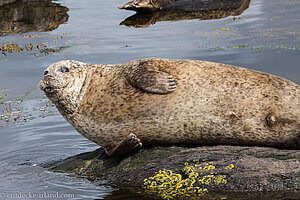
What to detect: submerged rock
<box><xmin>46</xmin><ymin>145</ymin><xmax>300</xmax><ymax>199</ymax></box>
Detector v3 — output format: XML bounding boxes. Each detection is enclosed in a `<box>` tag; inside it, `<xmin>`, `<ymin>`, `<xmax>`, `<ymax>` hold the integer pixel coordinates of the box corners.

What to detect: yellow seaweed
<box><xmin>143</xmin><ymin>162</ymin><xmax>232</xmax><ymax>200</ymax></box>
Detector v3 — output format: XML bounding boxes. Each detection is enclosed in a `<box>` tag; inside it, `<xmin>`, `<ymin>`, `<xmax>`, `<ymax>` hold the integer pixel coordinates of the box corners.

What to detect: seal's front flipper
<box><xmin>107</xmin><ymin>133</ymin><xmax>143</xmax><ymax>157</ymax></box>
<box><xmin>128</xmin><ymin>68</ymin><xmax>177</xmax><ymax>94</ymax></box>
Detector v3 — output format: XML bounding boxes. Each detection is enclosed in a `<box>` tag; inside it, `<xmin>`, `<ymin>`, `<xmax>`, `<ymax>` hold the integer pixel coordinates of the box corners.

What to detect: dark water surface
<box><xmin>0</xmin><ymin>0</ymin><xmax>299</xmax><ymax>199</ymax></box>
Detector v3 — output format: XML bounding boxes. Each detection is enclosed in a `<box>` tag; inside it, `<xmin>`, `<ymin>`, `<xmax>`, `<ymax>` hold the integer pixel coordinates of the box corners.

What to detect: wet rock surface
<box><xmin>119</xmin><ymin>0</ymin><xmax>249</xmax><ymax>13</ymax></box>
<box><xmin>46</xmin><ymin>145</ymin><xmax>300</xmax><ymax>199</ymax></box>
<box><xmin>120</xmin><ymin>2</ymin><xmax>249</xmax><ymax>28</ymax></box>
<box><xmin>0</xmin><ymin>0</ymin><xmax>68</xmax><ymax>36</ymax></box>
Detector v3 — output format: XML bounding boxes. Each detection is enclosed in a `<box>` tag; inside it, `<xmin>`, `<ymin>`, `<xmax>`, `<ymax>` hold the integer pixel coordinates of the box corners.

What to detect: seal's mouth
<box><xmin>39</xmin><ymin>78</ymin><xmax>57</xmax><ymax>94</ymax></box>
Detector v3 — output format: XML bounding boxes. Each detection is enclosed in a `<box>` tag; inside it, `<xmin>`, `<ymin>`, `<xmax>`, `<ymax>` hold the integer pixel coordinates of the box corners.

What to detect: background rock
<box><xmin>0</xmin><ymin>0</ymin><xmax>68</xmax><ymax>36</ymax></box>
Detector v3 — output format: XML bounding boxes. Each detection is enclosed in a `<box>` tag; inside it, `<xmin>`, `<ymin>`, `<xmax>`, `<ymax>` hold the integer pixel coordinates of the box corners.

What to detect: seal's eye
<box><xmin>60</xmin><ymin>67</ymin><xmax>70</xmax><ymax>73</ymax></box>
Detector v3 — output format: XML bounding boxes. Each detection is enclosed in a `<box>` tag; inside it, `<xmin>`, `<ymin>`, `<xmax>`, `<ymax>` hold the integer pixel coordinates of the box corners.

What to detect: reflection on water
<box><xmin>121</xmin><ymin>0</ymin><xmax>250</xmax><ymax>28</ymax></box>
<box><xmin>162</xmin><ymin>0</ymin><xmax>250</xmax><ymax>11</ymax></box>
<box><xmin>0</xmin><ymin>0</ymin><xmax>69</xmax><ymax>36</ymax></box>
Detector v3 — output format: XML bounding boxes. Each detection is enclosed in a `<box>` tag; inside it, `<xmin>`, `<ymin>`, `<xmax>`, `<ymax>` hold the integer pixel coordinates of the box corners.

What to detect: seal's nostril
<box><xmin>44</xmin><ymin>70</ymin><xmax>49</xmax><ymax>76</ymax></box>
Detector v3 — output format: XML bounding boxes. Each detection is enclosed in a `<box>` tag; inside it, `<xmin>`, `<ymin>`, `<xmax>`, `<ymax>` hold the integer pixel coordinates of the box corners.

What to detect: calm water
<box><xmin>0</xmin><ymin>0</ymin><xmax>299</xmax><ymax>199</ymax></box>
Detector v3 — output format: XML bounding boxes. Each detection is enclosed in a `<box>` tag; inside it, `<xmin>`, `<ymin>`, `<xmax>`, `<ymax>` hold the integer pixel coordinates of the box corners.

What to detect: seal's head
<box><xmin>39</xmin><ymin>60</ymin><xmax>88</xmax><ymax>115</ymax></box>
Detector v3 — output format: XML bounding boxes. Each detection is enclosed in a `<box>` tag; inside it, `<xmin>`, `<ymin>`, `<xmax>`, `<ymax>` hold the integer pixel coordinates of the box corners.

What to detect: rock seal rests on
<box><xmin>39</xmin><ymin>58</ymin><xmax>300</xmax><ymax>156</ymax></box>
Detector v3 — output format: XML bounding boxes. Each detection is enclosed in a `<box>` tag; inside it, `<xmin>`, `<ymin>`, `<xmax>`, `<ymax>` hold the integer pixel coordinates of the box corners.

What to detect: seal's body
<box><xmin>40</xmin><ymin>58</ymin><xmax>300</xmax><ymax>156</ymax></box>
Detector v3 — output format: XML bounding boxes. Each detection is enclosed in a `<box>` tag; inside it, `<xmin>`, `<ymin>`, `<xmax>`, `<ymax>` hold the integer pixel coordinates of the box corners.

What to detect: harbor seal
<box><xmin>39</xmin><ymin>58</ymin><xmax>300</xmax><ymax>156</ymax></box>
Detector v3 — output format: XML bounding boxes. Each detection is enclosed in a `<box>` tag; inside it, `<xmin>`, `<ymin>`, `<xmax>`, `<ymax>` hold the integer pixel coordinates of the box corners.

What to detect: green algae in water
<box><xmin>34</xmin><ymin>45</ymin><xmax>70</xmax><ymax>58</ymax></box>
<box><xmin>228</xmin><ymin>44</ymin><xmax>300</xmax><ymax>51</ymax></box>
<box><xmin>207</xmin><ymin>46</ymin><xmax>225</xmax><ymax>52</ymax></box>
<box><xmin>274</xmin><ymin>45</ymin><xmax>300</xmax><ymax>50</ymax></box>
<box><xmin>229</xmin><ymin>44</ymin><xmax>252</xmax><ymax>49</ymax></box>
<box><xmin>40</xmin><ymin>46</ymin><xmax>70</xmax><ymax>54</ymax></box>
<box><xmin>204</xmin><ymin>45</ymin><xmax>300</xmax><ymax>52</ymax></box>
<box><xmin>0</xmin><ymin>89</ymin><xmax>9</xmax><ymax>103</ymax></box>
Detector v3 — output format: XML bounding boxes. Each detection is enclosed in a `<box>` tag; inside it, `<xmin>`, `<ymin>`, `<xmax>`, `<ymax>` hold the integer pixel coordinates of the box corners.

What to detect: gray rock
<box><xmin>119</xmin><ymin>0</ymin><xmax>250</xmax><ymax>13</ymax></box>
<box><xmin>0</xmin><ymin>0</ymin><xmax>68</xmax><ymax>36</ymax></box>
<box><xmin>46</xmin><ymin>145</ymin><xmax>300</xmax><ymax>199</ymax></box>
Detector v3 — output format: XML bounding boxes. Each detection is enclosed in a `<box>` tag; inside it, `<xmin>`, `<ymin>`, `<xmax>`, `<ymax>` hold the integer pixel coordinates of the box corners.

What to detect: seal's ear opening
<box><xmin>60</xmin><ymin>67</ymin><xmax>70</xmax><ymax>73</ymax></box>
